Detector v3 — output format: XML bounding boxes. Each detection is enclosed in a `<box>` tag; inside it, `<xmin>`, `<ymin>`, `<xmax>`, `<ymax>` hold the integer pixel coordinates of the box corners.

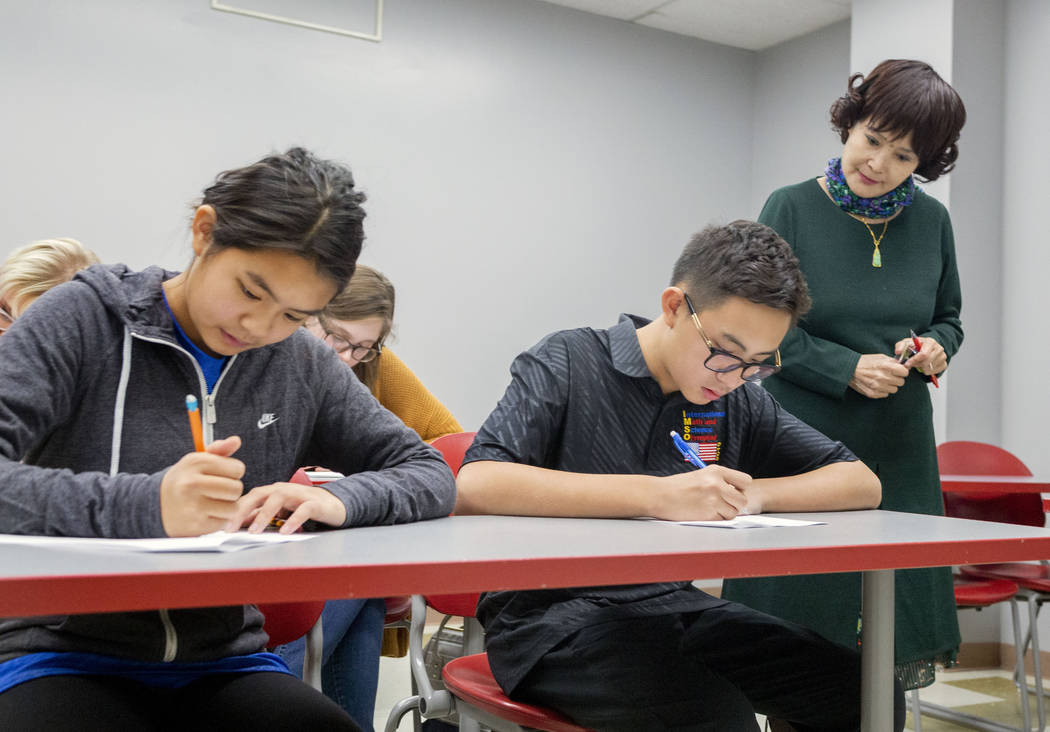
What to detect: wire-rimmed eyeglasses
<box><xmin>323</xmin><ymin>332</ymin><xmax>382</xmax><ymax>363</ymax></box>
<box><xmin>682</xmin><ymin>293</ymin><xmax>781</xmax><ymax>383</ymax></box>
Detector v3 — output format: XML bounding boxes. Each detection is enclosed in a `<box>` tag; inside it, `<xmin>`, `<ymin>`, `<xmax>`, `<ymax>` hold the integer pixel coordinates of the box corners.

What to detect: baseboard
<box><xmin>954</xmin><ymin>642</ymin><xmax>1004</xmax><ymax>669</ymax></box>
<box><xmin>1000</xmin><ymin>642</ymin><xmax>1050</xmax><ymax>679</ymax></box>
<box><xmin>957</xmin><ymin>642</ymin><xmax>1050</xmax><ymax>680</ymax></box>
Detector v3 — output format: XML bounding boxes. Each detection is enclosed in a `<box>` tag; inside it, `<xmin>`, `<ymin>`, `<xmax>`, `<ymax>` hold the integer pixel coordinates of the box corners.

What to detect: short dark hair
<box><xmin>198</xmin><ymin>147</ymin><xmax>367</xmax><ymax>292</ymax></box>
<box><xmin>830</xmin><ymin>59</ymin><xmax>966</xmax><ymax>182</ymax></box>
<box><xmin>671</xmin><ymin>220</ymin><xmax>811</xmax><ymax>324</ymax></box>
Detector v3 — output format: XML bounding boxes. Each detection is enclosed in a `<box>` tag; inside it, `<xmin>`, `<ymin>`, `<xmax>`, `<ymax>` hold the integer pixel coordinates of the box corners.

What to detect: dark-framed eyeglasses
<box><xmin>682</xmin><ymin>293</ymin><xmax>781</xmax><ymax>383</ymax></box>
<box><xmin>0</xmin><ymin>305</ymin><xmax>14</xmax><ymax>335</ymax></box>
<box><xmin>323</xmin><ymin>332</ymin><xmax>382</xmax><ymax>363</ymax></box>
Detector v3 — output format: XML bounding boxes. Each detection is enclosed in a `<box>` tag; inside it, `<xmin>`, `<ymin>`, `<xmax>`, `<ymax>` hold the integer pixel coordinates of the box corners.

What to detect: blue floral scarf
<box><xmin>824</xmin><ymin>157</ymin><xmax>917</xmax><ymax>219</ymax></box>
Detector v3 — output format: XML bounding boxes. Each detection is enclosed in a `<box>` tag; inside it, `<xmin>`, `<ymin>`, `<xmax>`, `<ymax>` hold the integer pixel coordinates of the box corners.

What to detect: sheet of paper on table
<box><xmin>0</xmin><ymin>530</ymin><xmax>317</xmax><ymax>553</ymax></box>
<box><xmin>648</xmin><ymin>515</ymin><xmax>826</xmax><ymax>529</ymax></box>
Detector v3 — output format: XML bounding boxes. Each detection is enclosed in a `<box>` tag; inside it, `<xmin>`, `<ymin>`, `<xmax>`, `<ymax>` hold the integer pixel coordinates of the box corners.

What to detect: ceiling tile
<box><xmin>534</xmin><ymin>0</ymin><xmax>851</xmax><ymax>51</ymax></box>
<box><xmin>535</xmin><ymin>0</ymin><xmax>666</xmax><ymax>22</ymax></box>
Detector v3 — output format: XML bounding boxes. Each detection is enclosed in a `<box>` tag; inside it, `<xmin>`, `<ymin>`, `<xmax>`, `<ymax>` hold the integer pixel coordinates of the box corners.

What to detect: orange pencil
<box><xmin>185</xmin><ymin>394</ymin><xmax>205</xmax><ymax>452</ymax></box>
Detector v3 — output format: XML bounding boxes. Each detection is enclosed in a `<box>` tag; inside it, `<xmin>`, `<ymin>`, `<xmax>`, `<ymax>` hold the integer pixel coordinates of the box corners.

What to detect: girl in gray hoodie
<box><xmin>0</xmin><ymin>148</ymin><xmax>456</xmax><ymax>730</ymax></box>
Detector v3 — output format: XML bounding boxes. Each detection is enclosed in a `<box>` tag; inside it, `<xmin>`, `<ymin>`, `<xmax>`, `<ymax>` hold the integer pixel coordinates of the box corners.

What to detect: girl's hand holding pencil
<box><xmin>159</xmin><ymin>435</ymin><xmax>246</xmax><ymax>536</ymax></box>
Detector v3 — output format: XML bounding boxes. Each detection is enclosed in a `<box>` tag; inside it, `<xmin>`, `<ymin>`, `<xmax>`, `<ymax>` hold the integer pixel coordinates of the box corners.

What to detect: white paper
<box><xmin>0</xmin><ymin>530</ymin><xmax>317</xmax><ymax>553</ymax></box>
<box><xmin>650</xmin><ymin>515</ymin><xmax>826</xmax><ymax>529</ymax></box>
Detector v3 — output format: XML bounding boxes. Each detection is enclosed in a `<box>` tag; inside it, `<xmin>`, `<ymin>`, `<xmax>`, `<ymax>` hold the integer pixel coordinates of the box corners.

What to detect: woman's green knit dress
<box><xmin>722</xmin><ymin>178</ymin><xmax>963</xmax><ymax>689</ymax></box>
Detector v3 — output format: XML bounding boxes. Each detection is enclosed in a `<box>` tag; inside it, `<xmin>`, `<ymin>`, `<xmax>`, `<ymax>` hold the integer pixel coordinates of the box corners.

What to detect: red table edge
<box><xmin>940</xmin><ymin>475</ymin><xmax>1050</xmax><ymax>493</ymax></box>
<box><xmin>6</xmin><ymin>536</ymin><xmax>1050</xmax><ymax>617</ymax></box>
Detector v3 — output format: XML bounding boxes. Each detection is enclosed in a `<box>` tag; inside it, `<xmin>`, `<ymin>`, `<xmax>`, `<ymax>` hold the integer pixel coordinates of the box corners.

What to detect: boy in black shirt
<box><xmin>456</xmin><ymin>221</ymin><xmax>904</xmax><ymax>731</ymax></box>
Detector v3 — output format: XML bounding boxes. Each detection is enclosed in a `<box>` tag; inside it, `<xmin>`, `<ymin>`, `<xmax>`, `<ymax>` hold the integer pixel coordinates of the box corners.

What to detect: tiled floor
<box><xmin>376</xmin><ymin>652</ymin><xmax>413</xmax><ymax>731</ymax></box>
<box><xmin>375</xmin><ymin>656</ymin><xmax>1043</xmax><ymax>732</ymax></box>
<box><xmin>907</xmin><ymin>668</ymin><xmax>1045</xmax><ymax>731</ymax></box>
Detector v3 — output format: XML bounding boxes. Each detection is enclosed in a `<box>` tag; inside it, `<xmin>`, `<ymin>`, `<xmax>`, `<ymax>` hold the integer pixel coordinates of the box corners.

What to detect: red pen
<box><xmin>909</xmin><ymin>330</ymin><xmax>939</xmax><ymax>388</ymax></box>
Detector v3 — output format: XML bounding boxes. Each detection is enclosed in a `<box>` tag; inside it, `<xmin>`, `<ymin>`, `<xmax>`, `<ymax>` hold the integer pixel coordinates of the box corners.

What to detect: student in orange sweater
<box><xmin>275</xmin><ymin>264</ymin><xmax>462</xmax><ymax>730</ymax></box>
<box><xmin>312</xmin><ymin>264</ymin><xmax>462</xmax><ymax>441</ymax></box>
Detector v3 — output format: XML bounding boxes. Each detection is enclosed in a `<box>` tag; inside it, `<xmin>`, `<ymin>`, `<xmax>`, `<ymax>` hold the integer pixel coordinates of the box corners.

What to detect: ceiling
<box><xmin>535</xmin><ymin>0</ymin><xmax>852</xmax><ymax>52</ymax></box>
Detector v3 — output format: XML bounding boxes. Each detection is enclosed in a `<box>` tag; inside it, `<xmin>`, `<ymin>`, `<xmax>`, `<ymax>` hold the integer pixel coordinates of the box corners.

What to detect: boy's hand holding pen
<box><xmin>661</xmin><ymin>431</ymin><xmax>755</xmax><ymax>520</ymax></box>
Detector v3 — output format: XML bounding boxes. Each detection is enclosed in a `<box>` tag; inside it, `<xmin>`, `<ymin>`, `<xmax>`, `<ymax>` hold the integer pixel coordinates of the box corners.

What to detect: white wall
<box><xmin>948</xmin><ymin>0</ymin><xmax>1007</xmax><ymax>446</ymax></box>
<box><xmin>1002</xmin><ymin>0</ymin><xmax>1050</xmax><ymax>481</ymax></box>
<box><xmin>750</xmin><ymin>20</ymin><xmax>850</xmax><ymax>217</ymax></box>
<box><xmin>0</xmin><ymin>0</ymin><xmax>758</xmax><ymax>430</ymax></box>
<box><xmin>1001</xmin><ymin>0</ymin><xmax>1050</xmax><ymax>651</ymax></box>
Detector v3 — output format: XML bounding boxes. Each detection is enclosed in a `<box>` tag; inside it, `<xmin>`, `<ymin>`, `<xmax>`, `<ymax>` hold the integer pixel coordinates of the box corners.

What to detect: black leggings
<box><xmin>0</xmin><ymin>671</ymin><xmax>359</xmax><ymax>731</ymax></box>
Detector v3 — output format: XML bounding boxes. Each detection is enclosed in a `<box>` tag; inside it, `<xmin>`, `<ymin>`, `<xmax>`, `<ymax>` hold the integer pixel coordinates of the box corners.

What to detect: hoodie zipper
<box><xmin>126</xmin><ymin>333</ymin><xmax>238</xmax><ymax>661</ymax></box>
<box><xmin>159</xmin><ymin>609</ymin><xmax>178</xmax><ymax>662</ymax></box>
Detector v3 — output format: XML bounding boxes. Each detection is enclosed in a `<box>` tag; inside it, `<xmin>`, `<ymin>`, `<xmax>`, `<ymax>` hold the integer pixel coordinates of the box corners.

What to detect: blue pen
<box><xmin>670</xmin><ymin>430</ymin><xmax>706</xmax><ymax>469</ymax></box>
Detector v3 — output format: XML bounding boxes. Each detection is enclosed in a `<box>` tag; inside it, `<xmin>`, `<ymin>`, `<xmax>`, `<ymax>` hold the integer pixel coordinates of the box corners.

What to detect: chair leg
<box><xmin>455</xmin><ymin>616</ymin><xmax>485</xmax><ymax>732</ymax></box>
<box><xmin>384</xmin><ymin>696</ymin><xmax>421</xmax><ymax>732</ymax></box>
<box><xmin>910</xmin><ymin>689</ymin><xmax>923</xmax><ymax>731</ymax></box>
<box><xmin>1025</xmin><ymin>595</ymin><xmax>1045</xmax><ymax>731</ymax></box>
<box><xmin>303</xmin><ymin>614</ymin><xmax>324</xmax><ymax>691</ymax></box>
<box><xmin>1013</xmin><ymin>598</ymin><xmax>1034</xmax><ymax>732</ymax></box>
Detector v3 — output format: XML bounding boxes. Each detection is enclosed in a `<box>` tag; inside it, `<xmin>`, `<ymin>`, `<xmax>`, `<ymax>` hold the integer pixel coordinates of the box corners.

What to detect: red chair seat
<box><xmin>441</xmin><ymin>653</ymin><xmax>593</xmax><ymax>732</ymax></box>
<box><xmin>384</xmin><ymin>596</ymin><xmax>411</xmax><ymax>624</ymax></box>
<box><xmin>960</xmin><ymin>563</ymin><xmax>1050</xmax><ymax>592</ymax></box>
<box><xmin>426</xmin><ymin>592</ymin><xmax>480</xmax><ymax>618</ymax></box>
<box><xmin>258</xmin><ymin>600</ymin><xmax>326</xmax><ymax>648</ymax></box>
<box><xmin>953</xmin><ymin>575</ymin><xmax>1019</xmax><ymax>607</ymax></box>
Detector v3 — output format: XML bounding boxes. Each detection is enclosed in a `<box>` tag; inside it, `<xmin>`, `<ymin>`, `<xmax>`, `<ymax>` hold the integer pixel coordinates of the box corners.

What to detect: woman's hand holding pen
<box><xmin>849</xmin><ymin>354</ymin><xmax>908</xmax><ymax>398</ymax></box>
<box><xmin>895</xmin><ymin>335</ymin><xmax>946</xmax><ymax>377</ymax></box>
<box><xmin>226</xmin><ymin>481</ymin><xmax>347</xmax><ymax>534</ymax></box>
<box><xmin>160</xmin><ymin>435</ymin><xmax>245</xmax><ymax>537</ymax></box>
<box><xmin>655</xmin><ymin>466</ymin><xmax>753</xmax><ymax>521</ymax></box>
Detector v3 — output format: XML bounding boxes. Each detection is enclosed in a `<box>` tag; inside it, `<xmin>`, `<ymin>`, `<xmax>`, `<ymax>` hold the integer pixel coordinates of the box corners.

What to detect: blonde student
<box><xmin>0</xmin><ymin>237</ymin><xmax>99</xmax><ymax>332</ymax></box>
<box><xmin>0</xmin><ymin>147</ymin><xmax>455</xmax><ymax>731</ymax></box>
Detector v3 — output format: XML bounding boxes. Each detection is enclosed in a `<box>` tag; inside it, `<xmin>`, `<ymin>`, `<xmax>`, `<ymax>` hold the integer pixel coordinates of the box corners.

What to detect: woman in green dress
<box><xmin>722</xmin><ymin>59</ymin><xmax>967</xmax><ymax>690</ymax></box>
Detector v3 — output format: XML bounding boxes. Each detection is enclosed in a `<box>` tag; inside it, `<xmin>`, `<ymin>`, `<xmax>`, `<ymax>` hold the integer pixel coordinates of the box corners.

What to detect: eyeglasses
<box><xmin>682</xmin><ymin>293</ymin><xmax>781</xmax><ymax>383</ymax></box>
<box><xmin>0</xmin><ymin>305</ymin><xmax>14</xmax><ymax>335</ymax></box>
<box><xmin>323</xmin><ymin>332</ymin><xmax>382</xmax><ymax>363</ymax></box>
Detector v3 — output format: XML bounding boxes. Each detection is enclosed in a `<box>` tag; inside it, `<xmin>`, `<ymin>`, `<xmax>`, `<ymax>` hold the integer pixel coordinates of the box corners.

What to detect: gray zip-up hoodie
<box><xmin>0</xmin><ymin>263</ymin><xmax>456</xmax><ymax>663</ymax></box>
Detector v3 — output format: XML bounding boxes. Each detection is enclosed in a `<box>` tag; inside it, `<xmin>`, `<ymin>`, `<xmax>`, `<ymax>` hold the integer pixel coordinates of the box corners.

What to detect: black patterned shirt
<box><xmin>464</xmin><ymin>314</ymin><xmax>858</xmax><ymax>693</ymax></box>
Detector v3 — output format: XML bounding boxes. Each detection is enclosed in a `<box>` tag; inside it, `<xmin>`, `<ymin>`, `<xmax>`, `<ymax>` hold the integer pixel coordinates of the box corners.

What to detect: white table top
<box><xmin>4</xmin><ymin>509</ymin><xmax>1050</xmax><ymax>617</ymax></box>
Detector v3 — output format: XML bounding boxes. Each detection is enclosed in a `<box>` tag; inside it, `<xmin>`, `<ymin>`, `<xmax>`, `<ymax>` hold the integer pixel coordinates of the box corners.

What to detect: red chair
<box><xmin>259</xmin><ymin>599</ymin><xmax>325</xmax><ymax>690</ymax></box>
<box><xmin>429</xmin><ymin>430</ymin><xmax>477</xmax><ymax>476</ymax></box>
<box><xmin>257</xmin><ymin>468</ymin><xmax>326</xmax><ymax>690</ymax></box>
<box><xmin>912</xmin><ymin>575</ymin><xmax>1029</xmax><ymax>731</ymax></box>
<box><xmin>384</xmin><ymin>432</ymin><xmax>592</xmax><ymax>732</ymax></box>
<box><xmin>923</xmin><ymin>441</ymin><xmax>1047</xmax><ymax>731</ymax></box>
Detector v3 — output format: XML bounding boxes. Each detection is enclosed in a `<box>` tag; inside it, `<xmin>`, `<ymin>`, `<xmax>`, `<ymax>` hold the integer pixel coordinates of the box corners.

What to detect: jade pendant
<box><xmin>872</xmin><ymin>249</ymin><xmax>882</xmax><ymax>267</ymax></box>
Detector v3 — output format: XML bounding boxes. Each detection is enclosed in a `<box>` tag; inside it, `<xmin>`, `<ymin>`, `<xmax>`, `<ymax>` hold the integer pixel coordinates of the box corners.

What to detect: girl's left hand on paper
<box><xmin>895</xmin><ymin>335</ymin><xmax>946</xmax><ymax>376</ymax></box>
<box><xmin>225</xmin><ymin>482</ymin><xmax>348</xmax><ymax>534</ymax></box>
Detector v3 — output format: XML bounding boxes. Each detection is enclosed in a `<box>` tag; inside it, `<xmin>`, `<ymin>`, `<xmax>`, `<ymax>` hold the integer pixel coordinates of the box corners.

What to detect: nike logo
<box><xmin>257</xmin><ymin>413</ymin><xmax>279</xmax><ymax>429</ymax></box>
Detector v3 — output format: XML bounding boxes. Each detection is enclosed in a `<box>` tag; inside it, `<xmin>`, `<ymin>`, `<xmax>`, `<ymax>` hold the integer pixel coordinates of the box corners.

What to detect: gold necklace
<box><xmin>861</xmin><ymin>219</ymin><xmax>889</xmax><ymax>267</ymax></box>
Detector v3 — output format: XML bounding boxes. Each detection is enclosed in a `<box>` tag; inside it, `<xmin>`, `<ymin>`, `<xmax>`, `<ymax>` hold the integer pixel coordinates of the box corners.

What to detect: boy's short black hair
<box><xmin>671</xmin><ymin>220</ymin><xmax>811</xmax><ymax>325</ymax></box>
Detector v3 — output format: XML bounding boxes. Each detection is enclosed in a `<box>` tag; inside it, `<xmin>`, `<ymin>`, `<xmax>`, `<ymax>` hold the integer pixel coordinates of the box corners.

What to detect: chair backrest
<box><xmin>258</xmin><ymin>467</ymin><xmax>326</xmax><ymax>647</ymax></box>
<box><xmin>938</xmin><ymin>441</ymin><xmax>1044</xmax><ymax>528</ymax></box>
<box><xmin>431</xmin><ymin>431</ymin><xmax>477</xmax><ymax>477</ymax></box>
<box><xmin>427</xmin><ymin>432</ymin><xmax>481</xmax><ymax>617</ymax></box>
<box><xmin>938</xmin><ymin>441</ymin><xmax>1033</xmax><ymax>477</ymax></box>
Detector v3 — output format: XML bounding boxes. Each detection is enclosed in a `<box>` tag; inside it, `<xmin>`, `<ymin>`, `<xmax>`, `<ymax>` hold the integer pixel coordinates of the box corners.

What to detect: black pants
<box><xmin>0</xmin><ymin>671</ymin><xmax>359</xmax><ymax>731</ymax></box>
<box><xmin>512</xmin><ymin>603</ymin><xmax>906</xmax><ymax>732</ymax></box>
